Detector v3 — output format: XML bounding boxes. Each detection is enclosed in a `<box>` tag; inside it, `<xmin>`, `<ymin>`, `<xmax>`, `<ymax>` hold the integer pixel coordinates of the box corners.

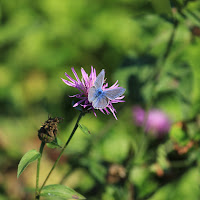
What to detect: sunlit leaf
<box><xmin>40</xmin><ymin>184</ymin><xmax>86</xmax><ymax>199</ymax></box>
<box><xmin>100</xmin><ymin>127</ymin><xmax>129</xmax><ymax>163</ymax></box>
<box><xmin>148</xmin><ymin>168</ymin><xmax>199</xmax><ymax>200</ymax></box>
<box><xmin>78</xmin><ymin>123</ymin><xmax>91</xmax><ymax>135</ymax></box>
<box><xmin>46</xmin><ymin>137</ymin><xmax>63</xmax><ymax>149</ymax></box>
<box><xmin>89</xmin><ymin>161</ymin><xmax>107</xmax><ymax>183</ymax></box>
<box><xmin>17</xmin><ymin>149</ymin><xmax>40</xmax><ymax>178</ymax></box>
<box><xmin>151</xmin><ymin>0</ymin><xmax>172</xmax><ymax>15</ymax></box>
<box><xmin>129</xmin><ymin>166</ymin><xmax>158</xmax><ymax>198</ymax></box>
<box><xmin>154</xmin><ymin>91</ymin><xmax>183</xmax><ymax>121</ymax></box>
<box><xmin>169</xmin><ymin>123</ymin><xmax>188</xmax><ymax>146</ymax></box>
<box><xmin>157</xmin><ymin>145</ymin><xmax>169</xmax><ymax>169</ymax></box>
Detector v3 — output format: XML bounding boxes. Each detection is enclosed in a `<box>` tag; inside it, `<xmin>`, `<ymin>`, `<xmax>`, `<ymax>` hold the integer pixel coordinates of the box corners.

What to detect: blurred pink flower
<box><xmin>146</xmin><ymin>109</ymin><xmax>171</xmax><ymax>137</ymax></box>
<box><xmin>133</xmin><ymin>107</ymin><xmax>171</xmax><ymax>137</ymax></box>
<box><xmin>62</xmin><ymin>66</ymin><xmax>125</xmax><ymax>119</ymax></box>
<box><xmin>132</xmin><ymin>106</ymin><xmax>145</xmax><ymax>126</ymax></box>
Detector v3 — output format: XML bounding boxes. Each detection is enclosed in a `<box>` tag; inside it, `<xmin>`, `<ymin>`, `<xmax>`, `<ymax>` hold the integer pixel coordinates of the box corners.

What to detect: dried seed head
<box><xmin>38</xmin><ymin>116</ymin><xmax>63</xmax><ymax>143</ymax></box>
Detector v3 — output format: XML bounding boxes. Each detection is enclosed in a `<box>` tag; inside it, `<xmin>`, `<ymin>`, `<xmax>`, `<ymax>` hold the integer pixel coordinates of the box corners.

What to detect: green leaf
<box><xmin>169</xmin><ymin>124</ymin><xmax>188</xmax><ymax>146</ymax></box>
<box><xmin>100</xmin><ymin>128</ymin><xmax>129</xmax><ymax>163</ymax></box>
<box><xmin>129</xmin><ymin>166</ymin><xmax>158</xmax><ymax>198</ymax></box>
<box><xmin>40</xmin><ymin>184</ymin><xmax>86</xmax><ymax>199</ymax></box>
<box><xmin>148</xmin><ymin>168</ymin><xmax>199</xmax><ymax>200</ymax></box>
<box><xmin>157</xmin><ymin>145</ymin><xmax>169</xmax><ymax>169</ymax></box>
<box><xmin>17</xmin><ymin>149</ymin><xmax>40</xmax><ymax>178</ymax></box>
<box><xmin>151</xmin><ymin>0</ymin><xmax>172</xmax><ymax>15</ymax></box>
<box><xmin>154</xmin><ymin>91</ymin><xmax>183</xmax><ymax>121</ymax></box>
<box><xmin>89</xmin><ymin>161</ymin><xmax>107</xmax><ymax>183</ymax></box>
<box><xmin>46</xmin><ymin>137</ymin><xmax>63</xmax><ymax>149</ymax></box>
<box><xmin>78</xmin><ymin>123</ymin><xmax>91</xmax><ymax>135</ymax></box>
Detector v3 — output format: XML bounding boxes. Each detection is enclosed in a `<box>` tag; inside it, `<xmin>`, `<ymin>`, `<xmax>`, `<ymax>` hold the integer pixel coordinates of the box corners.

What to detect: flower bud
<box><xmin>38</xmin><ymin>116</ymin><xmax>63</xmax><ymax>143</ymax></box>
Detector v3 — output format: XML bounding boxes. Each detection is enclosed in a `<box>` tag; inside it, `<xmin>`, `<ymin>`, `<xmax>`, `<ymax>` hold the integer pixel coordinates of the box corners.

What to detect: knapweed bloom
<box><xmin>133</xmin><ymin>107</ymin><xmax>171</xmax><ymax>137</ymax></box>
<box><xmin>61</xmin><ymin>66</ymin><xmax>125</xmax><ymax>119</ymax></box>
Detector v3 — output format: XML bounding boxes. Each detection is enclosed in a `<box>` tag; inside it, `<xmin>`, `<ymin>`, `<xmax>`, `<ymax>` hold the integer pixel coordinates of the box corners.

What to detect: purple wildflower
<box><xmin>145</xmin><ymin>109</ymin><xmax>171</xmax><ymax>137</ymax></box>
<box><xmin>132</xmin><ymin>106</ymin><xmax>145</xmax><ymax>126</ymax></box>
<box><xmin>61</xmin><ymin>66</ymin><xmax>125</xmax><ymax>119</ymax></box>
<box><xmin>133</xmin><ymin>107</ymin><xmax>171</xmax><ymax>137</ymax></box>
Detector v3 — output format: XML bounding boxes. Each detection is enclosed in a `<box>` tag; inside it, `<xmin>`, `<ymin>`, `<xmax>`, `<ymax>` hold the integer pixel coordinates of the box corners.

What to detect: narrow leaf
<box><xmin>17</xmin><ymin>149</ymin><xmax>40</xmax><ymax>178</ymax></box>
<box><xmin>78</xmin><ymin>123</ymin><xmax>91</xmax><ymax>135</ymax></box>
<box><xmin>40</xmin><ymin>184</ymin><xmax>86</xmax><ymax>199</ymax></box>
<box><xmin>47</xmin><ymin>137</ymin><xmax>63</xmax><ymax>149</ymax></box>
<box><xmin>151</xmin><ymin>0</ymin><xmax>172</xmax><ymax>15</ymax></box>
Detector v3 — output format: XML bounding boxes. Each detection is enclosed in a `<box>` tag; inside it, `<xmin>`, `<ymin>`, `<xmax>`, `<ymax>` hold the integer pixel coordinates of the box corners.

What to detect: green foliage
<box><xmin>17</xmin><ymin>150</ymin><xmax>40</xmax><ymax>178</ymax></box>
<box><xmin>81</xmin><ymin>158</ymin><xmax>107</xmax><ymax>183</ymax></box>
<box><xmin>130</xmin><ymin>166</ymin><xmax>158</xmax><ymax>198</ymax></box>
<box><xmin>78</xmin><ymin>123</ymin><xmax>91</xmax><ymax>135</ymax></box>
<box><xmin>40</xmin><ymin>184</ymin><xmax>86</xmax><ymax>200</ymax></box>
<box><xmin>99</xmin><ymin>124</ymin><xmax>130</xmax><ymax>163</ymax></box>
<box><xmin>149</xmin><ymin>168</ymin><xmax>200</xmax><ymax>200</ymax></box>
<box><xmin>46</xmin><ymin>137</ymin><xmax>63</xmax><ymax>149</ymax></box>
<box><xmin>151</xmin><ymin>0</ymin><xmax>172</xmax><ymax>15</ymax></box>
<box><xmin>170</xmin><ymin>124</ymin><xmax>188</xmax><ymax>146</ymax></box>
<box><xmin>1</xmin><ymin>0</ymin><xmax>200</xmax><ymax>199</ymax></box>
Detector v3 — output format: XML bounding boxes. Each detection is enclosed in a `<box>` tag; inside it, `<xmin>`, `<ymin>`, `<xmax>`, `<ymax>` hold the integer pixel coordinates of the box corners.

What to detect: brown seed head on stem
<box><xmin>38</xmin><ymin>116</ymin><xmax>63</xmax><ymax>143</ymax></box>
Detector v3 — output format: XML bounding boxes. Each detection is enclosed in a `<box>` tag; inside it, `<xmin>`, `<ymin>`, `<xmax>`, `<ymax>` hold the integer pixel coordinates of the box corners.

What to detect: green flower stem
<box><xmin>38</xmin><ymin>112</ymin><xmax>84</xmax><ymax>196</ymax></box>
<box><xmin>35</xmin><ymin>141</ymin><xmax>45</xmax><ymax>200</ymax></box>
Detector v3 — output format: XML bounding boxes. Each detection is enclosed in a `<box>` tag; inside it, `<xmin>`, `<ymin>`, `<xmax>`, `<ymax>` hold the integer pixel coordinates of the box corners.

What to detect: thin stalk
<box><xmin>162</xmin><ymin>20</ymin><xmax>178</xmax><ymax>64</ymax></box>
<box><xmin>38</xmin><ymin>112</ymin><xmax>84</xmax><ymax>196</ymax></box>
<box><xmin>35</xmin><ymin>141</ymin><xmax>45</xmax><ymax>200</ymax></box>
<box><xmin>147</xmin><ymin>20</ymin><xmax>179</xmax><ymax>109</ymax></box>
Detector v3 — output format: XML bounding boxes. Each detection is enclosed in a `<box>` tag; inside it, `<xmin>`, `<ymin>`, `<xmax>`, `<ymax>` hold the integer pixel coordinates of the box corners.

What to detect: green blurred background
<box><xmin>1</xmin><ymin>0</ymin><xmax>200</xmax><ymax>199</ymax></box>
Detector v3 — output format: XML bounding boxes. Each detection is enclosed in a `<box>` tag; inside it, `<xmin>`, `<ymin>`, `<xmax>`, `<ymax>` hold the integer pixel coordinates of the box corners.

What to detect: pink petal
<box><xmin>90</xmin><ymin>66</ymin><xmax>96</xmax><ymax>80</ymax></box>
<box><xmin>104</xmin><ymin>107</ymin><xmax>110</xmax><ymax>114</ymax></box>
<box><xmin>110</xmin><ymin>80</ymin><xmax>119</xmax><ymax>88</ymax></box>
<box><xmin>92</xmin><ymin>109</ymin><xmax>97</xmax><ymax>117</ymax></box>
<box><xmin>108</xmin><ymin>106</ymin><xmax>118</xmax><ymax>120</ymax></box>
<box><xmin>71</xmin><ymin>67</ymin><xmax>81</xmax><ymax>83</ymax></box>
<box><xmin>73</xmin><ymin>99</ymin><xmax>85</xmax><ymax>107</ymax></box>
<box><xmin>81</xmin><ymin>68</ymin><xmax>88</xmax><ymax>83</ymax></box>
<box><xmin>99</xmin><ymin>109</ymin><xmax>105</xmax><ymax>114</ymax></box>
<box><xmin>116</xmin><ymin>95</ymin><xmax>125</xmax><ymax>100</ymax></box>
<box><xmin>65</xmin><ymin>72</ymin><xmax>76</xmax><ymax>83</ymax></box>
<box><xmin>61</xmin><ymin>78</ymin><xmax>76</xmax><ymax>87</ymax></box>
<box><xmin>112</xmin><ymin>100</ymin><xmax>125</xmax><ymax>103</ymax></box>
